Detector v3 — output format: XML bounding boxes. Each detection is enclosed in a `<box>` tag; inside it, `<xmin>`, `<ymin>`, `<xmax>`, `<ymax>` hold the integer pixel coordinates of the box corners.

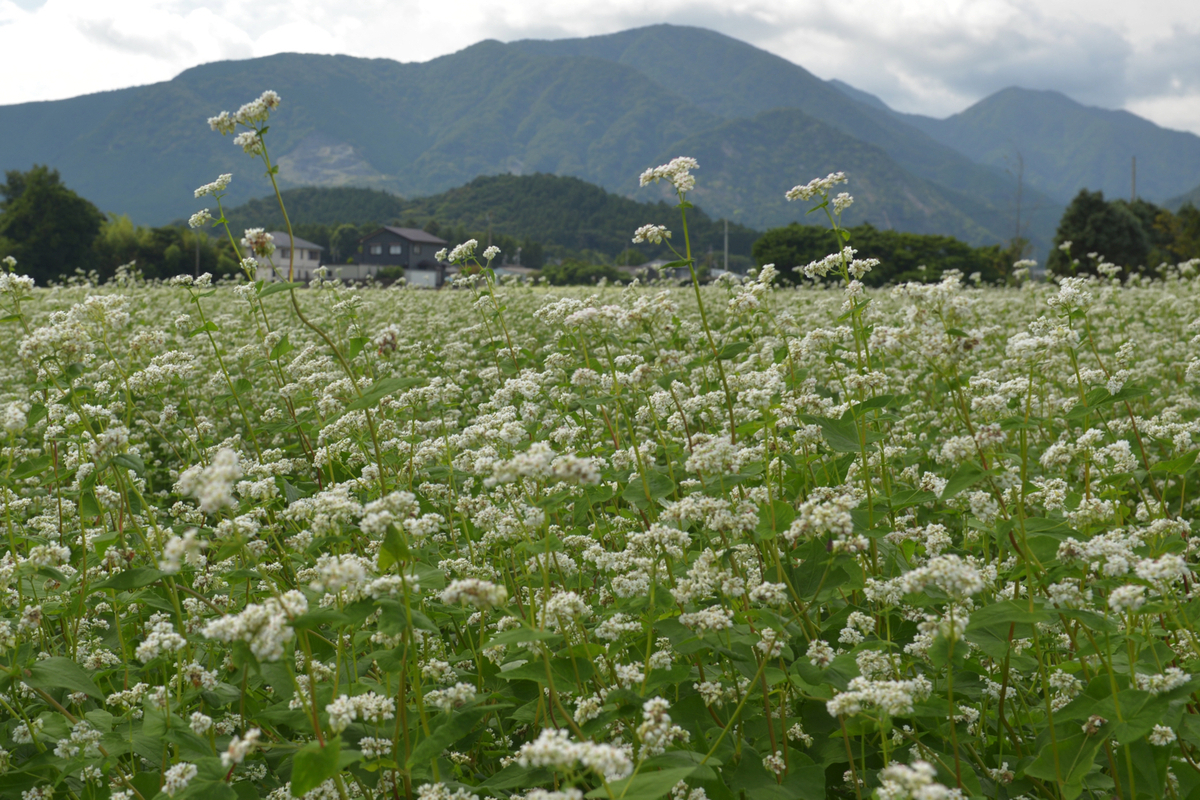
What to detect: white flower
<box><xmin>241</xmin><ymin>228</ymin><xmax>275</xmax><ymax>257</ymax></box>
<box><xmin>785</xmin><ymin>172</ymin><xmax>848</xmax><ymax>202</ymax></box>
<box><xmin>162</xmin><ymin>763</ymin><xmax>197</xmax><ymax>797</ymax></box>
<box><xmin>639</xmin><ymin>157</ymin><xmax>698</xmax><ymax>194</ymax></box>
<box><xmin>441</xmin><ymin>578</ymin><xmax>508</xmax><ymax>608</ymax></box>
<box><xmin>448</xmin><ymin>240</ymin><xmax>478</xmax><ymax>262</ymax></box>
<box><xmin>632</xmin><ymin>224</ymin><xmax>671</xmax><ymax>244</ymax></box>
<box><xmin>221</xmin><ymin>728</ymin><xmax>261</xmax><ymax>768</ymax></box>
<box><xmin>483</xmin><ymin>246</ymin><xmax>501</xmax><ymax>262</ymax></box>
<box><xmin>1150</xmin><ymin>725</ymin><xmax>1177</xmax><ymax>746</ymax></box>
<box><xmin>194</xmin><ymin>174</ymin><xmax>232</xmax><ymax>198</ymax></box>
<box><xmin>175</xmin><ymin>448</ymin><xmax>242</xmax><ymax>513</ymax></box>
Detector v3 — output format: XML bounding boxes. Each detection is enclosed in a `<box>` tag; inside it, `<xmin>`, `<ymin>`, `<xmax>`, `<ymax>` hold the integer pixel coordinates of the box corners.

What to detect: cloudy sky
<box><xmin>3</xmin><ymin>0</ymin><xmax>1199</xmax><ymax>134</ymax></box>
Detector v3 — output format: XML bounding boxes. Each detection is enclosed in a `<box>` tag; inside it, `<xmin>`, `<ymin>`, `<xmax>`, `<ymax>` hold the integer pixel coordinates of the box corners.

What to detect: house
<box><xmin>243</xmin><ymin>232</ymin><xmax>324</xmax><ymax>281</ymax></box>
<box><xmin>359</xmin><ymin>227</ymin><xmax>447</xmax><ymax>269</ymax></box>
<box><xmin>354</xmin><ymin>226</ymin><xmax>451</xmax><ymax>287</ymax></box>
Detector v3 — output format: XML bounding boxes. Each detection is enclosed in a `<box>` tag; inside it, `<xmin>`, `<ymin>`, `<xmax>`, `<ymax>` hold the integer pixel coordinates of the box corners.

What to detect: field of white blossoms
<box><xmin>2</xmin><ymin>90</ymin><xmax>1200</xmax><ymax>800</ymax></box>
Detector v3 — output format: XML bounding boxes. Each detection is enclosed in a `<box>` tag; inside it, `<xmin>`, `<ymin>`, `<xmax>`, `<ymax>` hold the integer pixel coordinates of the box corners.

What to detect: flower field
<box><xmin>2</xmin><ymin>92</ymin><xmax>1200</xmax><ymax>800</ymax></box>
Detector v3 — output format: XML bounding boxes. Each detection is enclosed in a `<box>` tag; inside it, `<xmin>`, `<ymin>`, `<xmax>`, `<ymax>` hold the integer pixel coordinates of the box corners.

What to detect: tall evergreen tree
<box><xmin>1048</xmin><ymin>189</ymin><xmax>1150</xmax><ymax>274</ymax></box>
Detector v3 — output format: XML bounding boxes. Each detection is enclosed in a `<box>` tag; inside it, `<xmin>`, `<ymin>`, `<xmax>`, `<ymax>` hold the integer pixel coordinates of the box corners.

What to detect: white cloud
<box><xmin>0</xmin><ymin>0</ymin><xmax>1198</xmax><ymax>134</ymax></box>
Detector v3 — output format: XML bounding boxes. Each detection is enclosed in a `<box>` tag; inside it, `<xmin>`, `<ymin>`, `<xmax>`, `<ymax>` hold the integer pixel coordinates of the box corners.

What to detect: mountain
<box><xmin>214</xmin><ymin>174</ymin><xmax>762</xmax><ymax>260</ymax></box>
<box><xmin>1166</xmin><ymin>184</ymin><xmax>1200</xmax><ymax>212</ymax></box>
<box><xmin>508</xmin><ymin>25</ymin><xmax>1055</xmax><ymax>241</ymax></box>
<box><xmin>899</xmin><ymin>87</ymin><xmax>1200</xmax><ymax>204</ymax></box>
<box><xmin>0</xmin><ymin>23</ymin><xmax>1073</xmax><ymax>250</ymax></box>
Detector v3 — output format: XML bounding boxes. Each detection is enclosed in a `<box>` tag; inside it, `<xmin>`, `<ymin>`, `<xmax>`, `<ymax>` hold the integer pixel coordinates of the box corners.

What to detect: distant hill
<box><xmin>509</xmin><ymin>25</ymin><xmax>1057</xmax><ymax>244</ymax></box>
<box><xmin>213</xmin><ymin>173</ymin><xmax>761</xmax><ymax>259</ymax></box>
<box><xmin>0</xmin><ymin>23</ymin><xmax>1065</xmax><ymax>253</ymax></box>
<box><xmin>898</xmin><ymin>87</ymin><xmax>1200</xmax><ymax>204</ymax></box>
<box><xmin>1166</xmin><ymin>184</ymin><xmax>1200</xmax><ymax>212</ymax></box>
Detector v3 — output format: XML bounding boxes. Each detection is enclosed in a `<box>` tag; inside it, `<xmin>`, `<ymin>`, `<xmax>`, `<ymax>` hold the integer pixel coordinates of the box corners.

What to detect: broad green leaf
<box><xmin>406</xmin><ymin>705</ymin><xmax>499</xmax><ymax>767</ymax></box>
<box><xmin>1151</xmin><ymin>450</ymin><xmax>1199</xmax><ymax>475</ymax></box>
<box><xmin>345</xmin><ymin>377</ymin><xmax>421</xmax><ymax>411</ymax></box>
<box><xmin>291</xmin><ymin>737</ymin><xmax>342</xmax><ymax>797</ymax></box>
<box><xmin>270</xmin><ymin>333</ymin><xmax>294</xmax><ymax>360</ymax></box>
<box><xmin>93</xmin><ymin>567</ymin><xmax>166</xmax><ymax>590</ymax></box>
<box><xmin>941</xmin><ymin>462</ymin><xmax>986</xmax><ymax>499</ymax></box>
<box><xmin>12</xmin><ymin>455</ymin><xmax>53</xmax><ymax>479</ymax></box>
<box><xmin>259</xmin><ymin>281</ymin><xmax>306</xmax><ymax>298</ymax></box>
<box><xmin>716</xmin><ymin>341</ymin><xmax>751</xmax><ymax>360</ymax></box>
<box><xmin>25</xmin><ymin>656</ymin><xmax>104</xmax><ymax>699</ymax></box>
<box><xmin>112</xmin><ymin>452</ymin><xmax>145</xmax><ymax>475</ymax></box>
<box><xmin>586</xmin><ymin>766</ymin><xmax>700</xmax><ymax>800</ymax></box>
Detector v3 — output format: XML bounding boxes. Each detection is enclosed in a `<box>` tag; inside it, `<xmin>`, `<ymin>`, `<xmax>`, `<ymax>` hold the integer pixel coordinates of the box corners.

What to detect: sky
<box><xmin>3</xmin><ymin>0</ymin><xmax>1199</xmax><ymax>135</ymax></box>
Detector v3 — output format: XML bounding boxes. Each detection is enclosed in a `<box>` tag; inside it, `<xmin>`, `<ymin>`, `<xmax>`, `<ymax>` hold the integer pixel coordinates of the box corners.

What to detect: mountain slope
<box><xmin>507</xmin><ymin>25</ymin><xmax>1054</xmax><ymax>229</ymax></box>
<box><xmin>900</xmin><ymin>87</ymin><xmax>1200</xmax><ymax>203</ymax></box>
<box><xmin>647</xmin><ymin>108</ymin><xmax>1008</xmax><ymax>241</ymax></box>
<box><xmin>215</xmin><ymin>174</ymin><xmax>762</xmax><ymax>259</ymax></box>
<box><xmin>0</xmin><ymin>24</ymin><xmax>1062</xmax><ymax>250</ymax></box>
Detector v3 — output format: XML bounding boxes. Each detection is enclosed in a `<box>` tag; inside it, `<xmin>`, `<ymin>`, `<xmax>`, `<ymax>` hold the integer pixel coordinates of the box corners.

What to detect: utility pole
<box><xmin>723</xmin><ymin>218</ymin><xmax>728</xmax><ymax>273</ymax></box>
<box><xmin>1132</xmin><ymin>156</ymin><xmax>1137</xmax><ymax>202</ymax></box>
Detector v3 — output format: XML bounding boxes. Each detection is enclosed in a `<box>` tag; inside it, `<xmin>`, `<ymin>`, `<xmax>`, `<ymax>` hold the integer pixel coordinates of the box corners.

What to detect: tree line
<box><xmin>1048</xmin><ymin>190</ymin><xmax>1200</xmax><ymax>274</ymax></box>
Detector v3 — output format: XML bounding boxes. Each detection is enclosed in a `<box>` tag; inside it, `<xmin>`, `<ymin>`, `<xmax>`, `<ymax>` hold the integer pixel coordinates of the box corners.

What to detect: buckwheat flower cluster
<box><xmin>188</xmin><ymin>209</ymin><xmax>214</xmax><ymax>229</ymax></box>
<box><xmin>241</xmin><ymin>228</ymin><xmax>275</xmax><ymax>257</ymax></box>
<box><xmin>516</xmin><ymin>728</ymin><xmax>634</xmax><ymax>781</ymax></box>
<box><xmin>899</xmin><ymin>554</ymin><xmax>985</xmax><ymax>600</ymax></box>
<box><xmin>785</xmin><ymin>172</ymin><xmax>848</xmax><ymax>202</ymax></box>
<box><xmin>194</xmin><ymin>174</ymin><xmax>232</xmax><ymax>198</ymax></box>
<box><xmin>448</xmin><ymin>240</ymin><xmax>478</xmax><ymax>262</ymax></box>
<box><xmin>176</xmin><ymin>448</ymin><xmax>242</xmax><ymax>513</ymax></box>
<box><xmin>678</xmin><ymin>606</ymin><xmax>734</xmax><ymax>633</ymax></box>
<box><xmin>441</xmin><ymin>578</ymin><xmax>508</xmax><ymax>608</ymax></box>
<box><xmin>221</xmin><ymin>728</ymin><xmax>262</xmax><ymax>768</ymax></box>
<box><xmin>425</xmin><ymin>682</ymin><xmax>476</xmax><ymax>712</ymax></box>
<box><xmin>201</xmin><ymin>590</ymin><xmax>308</xmax><ymax>662</ymax></box>
<box><xmin>158</xmin><ymin>528</ymin><xmax>206</xmax><ymax>574</ymax></box>
<box><xmin>483</xmin><ymin>245</ymin><xmax>501</xmax><ymax>262</ymax></box>
<box><xmin>639</xmin><ymin>157</ymin><xmax>698</xmax><ymax>194</ymax></box>
<box><xmin>1135</xmin><ymin>668</ymin><xmax>1191</xmax><ymax>695</ymax></box>
<box><xmin>135</xmin><ymin>618</ymin><xmax>187</xmax><ymax>662</ymax></box>
<box><xmin>635</xmin><ymin>698</ymin><xmax>690</xmax><ymax>757</ymax></box>
<box><xmin>1108</xmin><ymin>584</ymin><xmax>1145</xmax><ymax>613</ymax></box>
<box><xmin>325</xmin><ymin>692</ymin><xmax>396</xmax><ymax>732</ymax></box>
<box><xmin>632</xmin><ymin>224</ymin><xmax>671</xmax><ymax>244</ymax></box>
<box><xmin>826</xmin><ymin>675</ymin><xmax>933</xmax><ymax>717</ymax></box>
<box><xmin>876</xmin><ymin>760</ymin><xmax>964</xmax><ymax>800</ymax></box>
<box><xmin>162</xmin><ymin>763</ymin><xmax>197</xmax><ymax>797</ymax></box>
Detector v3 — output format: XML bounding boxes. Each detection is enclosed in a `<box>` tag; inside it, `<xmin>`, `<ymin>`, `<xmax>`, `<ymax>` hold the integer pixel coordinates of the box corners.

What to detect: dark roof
<box><xmin>361</xmin><ymin>226</ymin><xmax>448</xmax><ymax>245</ymax></box>
<box><xmin>266</xmin><ymin>232</ymin><xmax>324</xmax><ymax>251</ymax></box>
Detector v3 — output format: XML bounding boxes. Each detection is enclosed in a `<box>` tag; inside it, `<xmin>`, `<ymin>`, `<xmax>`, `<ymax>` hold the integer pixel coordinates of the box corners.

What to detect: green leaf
<box><xmin>187</xmin><ymin>320</ymin><xmax>220</xmax><ymax>337</ymax></box>
<box><xmin>888</xmin><ymin>489</ymin><xmax>937</xmax><ymax>510</ymax></box>
<box><xmin>406</xmin><ymin>706</ymin><xmax>497</xmax><ymax>767</ymax></box>
<box><xmin>345</xmin><ymin>377</ymin><xmax>421</xmax><ymax>411</ymax></box>
<box><xmin>1024</xmin><ymin>730</ymin><xmax>1104</xmax><ymax>785</ymax></box>
<box><xmin>586</xmin><ymin>766</ymin><xmax>699</xmax><ymax>800</ymax></box>
<box><xmin>93</xmin><ymin>567</ymin><xmax>166</xmax><ymax>590</ymax></box>
<box><xmin>112</xmin><ymin>452</ymin><xmax>145</xmax><ymax>476</ymax></box>
<box><xmin>1151</xmin><ymin>450</ymin><xmax>1199</xmax><ymax>475</ymax></box>
<box><xmin>11</xmin><ymin>455</ymin><xmax>53</xmax><ymax>479</ymax></box>
<box><xmin>25</xmin><ymin>656</ymin><xmax>104</xmax><ymax>699</ymax></box>
<box><xmin>941</xmin><ymin>462</ymin><xmax>986</xmax><ymax>499</ymax></box>
<box><xmin>485</xmin><ymin>626</ymin><xmax>560</xmax><ymax>649</ymax></box>
<box><xmin>347</xmin><ymin>337</ymin><xmax>370</xmax><ymax>361</ymax></box>
<box><xmin>290</xmin><ymin>608</ymin><xmax>351</xmax><ymax>631</ymax></box>
<box><xmin>716</xmin><ymin>341</ymin><xmax>751</xmax><ymax>360</ymax></box>
<box><xmin>258</xmin><ymin>281</ymin><xmax>306</xmax><ymax>298</ymax></box>
<box><xmin>378</xmin><ymin>525</ymin><xmax>411</xmax><ymax>570</ymax></box>
<box><xmin>816</xmin><ymin>417</ymin><xmax>883</xmax><ymax>453</ymax></box>
<box><xmin>270</xmin><ymin>333</ymin><xmax>295</xmax><ymax>361</ymax></box>
<box><xmin>291</xmin><ymin>737</ymin><xmax>342</xmax><ymax>797</ymax></box>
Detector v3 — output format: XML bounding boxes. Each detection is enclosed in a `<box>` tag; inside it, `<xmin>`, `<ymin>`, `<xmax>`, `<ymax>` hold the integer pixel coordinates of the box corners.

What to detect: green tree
<box><xmin>0</xmin><ymin>165</ymin><xmax>104</xmax><ymax>283</ymax></box>
<box><xmin>752</xmin><ymin>222</ymin><xmax>1004</xmax><ymax>286</ymax></box>
<box><xmin>330</xmin><ymin>224</ymin><xmax>362</xmax><ymax>263</ymax></box>
<box><xmin>539</xmin><ymin>260</ymin><xmax>625</xmax><ymax>285</ymax></box>
<box><xmin>1048</xmin><ymin>189</ymin><xmax>1150</xmax><ymax>274</ymax></box>
<box><xmin>1153</xmin><ymin>204</ymin><xmax>1200</xmax><ymax>264</ymax></box>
